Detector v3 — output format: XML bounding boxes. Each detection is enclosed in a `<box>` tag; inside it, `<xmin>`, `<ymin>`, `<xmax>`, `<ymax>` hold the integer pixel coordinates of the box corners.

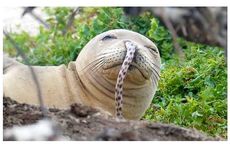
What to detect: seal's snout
<box><xmin>122</xmin><ymin>41</ymin><xmax>152</xmax><ymax>79</ymax></box>
<box><xmin>123</xmin><ymin>40</ymin><xmax>140</xmax><ymax>63</ymax></box>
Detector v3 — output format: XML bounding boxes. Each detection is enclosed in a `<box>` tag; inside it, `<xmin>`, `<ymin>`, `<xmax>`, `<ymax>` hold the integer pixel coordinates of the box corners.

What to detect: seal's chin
<box><xmin>102</xmin><ymin>63</ymin><xmax>150</xmax><ymax>82</ymax></box>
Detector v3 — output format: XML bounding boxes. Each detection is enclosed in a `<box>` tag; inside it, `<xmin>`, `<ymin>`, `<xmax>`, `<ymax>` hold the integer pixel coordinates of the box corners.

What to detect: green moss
<box><xmin>3</xmin><ymin>7</ymin><xmax>227</xmax><ymax>138</ymax></box>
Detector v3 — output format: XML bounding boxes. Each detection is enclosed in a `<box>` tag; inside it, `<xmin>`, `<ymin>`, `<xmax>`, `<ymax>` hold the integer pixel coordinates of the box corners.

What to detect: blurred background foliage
<box><xmin>3</xmin><ymin>7</ymin><xmax>227</xmax><ymax>138</ymax></box>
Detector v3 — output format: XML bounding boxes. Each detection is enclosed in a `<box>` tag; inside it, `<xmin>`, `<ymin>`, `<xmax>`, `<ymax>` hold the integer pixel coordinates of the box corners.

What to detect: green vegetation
<box><xmin>3</xmin><ymin>7</ymin><xmax>227</xmax><ymax>138</ymax></box>
<box><xmin>144</xmin><ymin>42</ymin><xmax>227</xmax><ymax>138</ymax></box>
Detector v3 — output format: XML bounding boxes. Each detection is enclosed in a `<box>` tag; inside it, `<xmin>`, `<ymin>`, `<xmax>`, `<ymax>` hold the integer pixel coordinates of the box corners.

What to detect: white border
<box><xmin>1</xmin><ymin>141</ymin><xmax>230</xmax><ymax>153</ymax></box>
<box><xmin>0</xmin><ymin>0</ymin><xmax>229</xmax><ymax>153</ymax></box>
<box><xmin>0</xmin><ymin>0</ymin><xmax>229</xmax><ymax>7</ymax></box>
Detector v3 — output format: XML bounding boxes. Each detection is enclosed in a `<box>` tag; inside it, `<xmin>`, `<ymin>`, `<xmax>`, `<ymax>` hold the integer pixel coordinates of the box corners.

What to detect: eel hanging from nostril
<box><xmin>115</xmin><ymin>41</ymin><xmax>136</xmax><ymax>119</ymax></box>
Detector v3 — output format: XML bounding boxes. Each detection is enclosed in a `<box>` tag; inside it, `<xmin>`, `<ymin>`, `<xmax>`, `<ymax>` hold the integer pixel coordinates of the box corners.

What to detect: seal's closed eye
<box><xmin>145</xmin><ymin>46</ymin><xmax>158</xmax><ymax>54</ymax></box>
<box><xmin>101</xmin><ymin>35</ymin><xmax>117</xmax><ymax>41</ymax></box>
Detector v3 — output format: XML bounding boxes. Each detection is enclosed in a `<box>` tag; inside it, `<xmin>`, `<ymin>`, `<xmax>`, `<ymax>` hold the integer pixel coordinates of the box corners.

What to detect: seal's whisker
<box><xmin>89</xmin><ymin>60</ymin><xmax>104</xmax><ymax>72</ymax></box>
<box><xmin>83</xmin><ymin>52</ymin><xmax>118</xmax><ymax>73</ymax></box>
<box><xmin>150</xmin><ymin>74</ymin><xmax>158</xmax><ymax>86</ymax></box>
<box><xmin>145</xmin><ymin>60</ymin><xmax>160</xmax><ymax>79</ymax></box>
<box><xmin>97</xmin><ymin>53</ymin><xmax>118</xmax><ymax>60</ymax></box>
<box><xmin>98</xmin><ymin>50</ymin><xmax>121</xmax><ymax>56</ymax></box>
<box><xmin>91</xmin><ymin>63</ymin><xmax>104</xmax><ymax>72</ymax></box>
<box><xmin>91</xmin><ymin>62</ymin><xmax>103</xmax><ymax>72</ymax></box>
<box><xmin>151</xmin><ymin>62</ymin><xmax>161</xmax><ymax>70</ymax></box>
<box><xmin>145</xmin><ymin>58</ymin><xmax>160</xmax><ymax>71</ymax></box>
<box><xmin>81</xmin><ymin>57</ymin><xmax>105</xmax><ymax>72</ymax></box>
<box><xmin>150</xmin><ymin>66</ymin><xmax>160</xmax><ymax>80</ymax></box>
<box><xmin>91</xmin><ymin>60</ymin><xmax>105</xmax><ymax>72</ymax></box>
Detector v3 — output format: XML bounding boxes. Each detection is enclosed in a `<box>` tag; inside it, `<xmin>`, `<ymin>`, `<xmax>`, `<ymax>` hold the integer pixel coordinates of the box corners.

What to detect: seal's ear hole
<box><xmin>101</xmin><ymin>35</ymin><xmax>117</xmax><ymax>41</ymax></box>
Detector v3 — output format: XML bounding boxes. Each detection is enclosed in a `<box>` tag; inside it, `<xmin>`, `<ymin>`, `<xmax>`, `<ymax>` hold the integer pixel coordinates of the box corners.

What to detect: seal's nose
<box><xmin>124</xmin><ymin>40</ymin><xmax>142</xmax><ymax>64</ymax></box>
<box><xmin>124</xmin><ymin>40</ymin><xmax>138</xmax><ymax>54</ymax></box>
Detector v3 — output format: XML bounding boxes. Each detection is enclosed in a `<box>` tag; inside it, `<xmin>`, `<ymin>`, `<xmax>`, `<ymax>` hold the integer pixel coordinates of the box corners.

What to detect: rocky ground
<box><xmin>3</xmin><ymin>97</ymin><xmax>222</xmax><ymax>141</ymax></box>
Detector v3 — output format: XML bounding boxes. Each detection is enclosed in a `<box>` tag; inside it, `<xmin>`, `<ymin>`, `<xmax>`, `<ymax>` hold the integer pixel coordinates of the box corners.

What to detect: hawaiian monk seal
<box><xmin>3</xmin><ymin>29</ymin><xmax>161</xmax><ymax>120</ymax></box>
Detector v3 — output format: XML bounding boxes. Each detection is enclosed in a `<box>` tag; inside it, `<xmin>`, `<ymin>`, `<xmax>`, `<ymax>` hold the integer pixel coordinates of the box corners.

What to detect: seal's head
<box><xmin>76</xmin><ymin>29</ymin><xmax>161</xmax><ymax>120</ymax></box>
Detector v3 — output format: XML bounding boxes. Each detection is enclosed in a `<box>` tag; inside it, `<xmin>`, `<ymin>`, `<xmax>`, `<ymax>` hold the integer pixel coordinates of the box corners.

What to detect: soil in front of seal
<box><xmin>3</xmin><ymin>97</ymin><xmax>222</xmax><ymax>141</ymax></box>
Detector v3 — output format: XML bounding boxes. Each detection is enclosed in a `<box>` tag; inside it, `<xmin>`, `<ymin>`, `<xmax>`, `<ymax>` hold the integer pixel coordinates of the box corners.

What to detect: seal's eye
<box><xmin>101</xmin><ymin>35</ymin><xmax>117</xmax><ymax>41</ymax></box>
<box><xmin>146</xmin><ymin>46</ymin><xmax>158</xmax><ymax>54</ymax></box>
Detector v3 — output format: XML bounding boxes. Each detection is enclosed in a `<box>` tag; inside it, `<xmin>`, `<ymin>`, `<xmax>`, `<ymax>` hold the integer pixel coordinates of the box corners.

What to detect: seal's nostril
<box><xmin>124</xmin><ymin>40</ymin><xmax>138</xmax><ymax>48</ymax></box>
<box><xmin>124</xmin><ymin>40</ymin><xmax>131</xmax><ymax>43</ymax></box>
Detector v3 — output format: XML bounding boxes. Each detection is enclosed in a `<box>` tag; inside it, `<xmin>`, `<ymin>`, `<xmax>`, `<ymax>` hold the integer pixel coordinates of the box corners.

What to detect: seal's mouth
<box><xmin>129</xmin><ymin>63</ymin><xmax>150</xmax><ymax>79</ymax></box>
<box><xmin>103</xmin><ymin>62</ymin><xmax>149</xmax><ymax>80</ymax></box>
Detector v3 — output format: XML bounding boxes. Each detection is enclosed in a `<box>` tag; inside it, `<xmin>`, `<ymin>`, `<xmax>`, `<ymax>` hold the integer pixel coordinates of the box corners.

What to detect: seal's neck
<box><xmin>63</xmin><ymin>61</ymin><xmax>88</xmax><ymax>105</ymax></box>
<box><xmin>65</xmin><ymin>62</ymin><xmax>108</xmax><ymax>107</ymax></box>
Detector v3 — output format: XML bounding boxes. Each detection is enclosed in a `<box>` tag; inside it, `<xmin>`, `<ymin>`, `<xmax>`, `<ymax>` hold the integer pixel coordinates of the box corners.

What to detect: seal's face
<box><xmin>79</xmin><ymin>29</ymin><xmax>160</xmax><ymax>84</ymax></box>
<box><xmin>76</xmin><ymin>29</ymin><xmax>161</xmax><ymax>119</ymax></box>
<box><xmin>105</xmin><ymin>31</ymin><xmax>160</xmax><ymax>83</ymax></box>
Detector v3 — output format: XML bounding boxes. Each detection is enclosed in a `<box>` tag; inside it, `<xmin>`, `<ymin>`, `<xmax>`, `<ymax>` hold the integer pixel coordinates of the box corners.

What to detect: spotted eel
<box><xmin>115</xmin><ymin>41</ymin><xmax>136</xmax><ymax>119</ymax></box>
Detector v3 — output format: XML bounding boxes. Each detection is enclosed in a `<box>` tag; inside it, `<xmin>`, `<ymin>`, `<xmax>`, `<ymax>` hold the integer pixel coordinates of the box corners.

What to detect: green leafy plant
<box><xmin>147</xmin><ymin>18</ymin><xmax>174</xmax><ymax>60</ymax></box>
<box><xmin>3</xmin><ymin>7</ymin><xmax>227</xmax><ymax>138</ymax></box>
<box><xmin>143</xmin><ymin>41</ymin><xmax>227</xmax><ymax>138</ymax></box>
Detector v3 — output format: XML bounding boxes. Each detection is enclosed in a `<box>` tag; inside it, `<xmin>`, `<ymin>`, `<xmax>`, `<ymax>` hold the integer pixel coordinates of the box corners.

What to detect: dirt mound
<box><xmin>3</xmin><ymin>97</ymin><xmax>220</xmax><ymax>141</ymax></box>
